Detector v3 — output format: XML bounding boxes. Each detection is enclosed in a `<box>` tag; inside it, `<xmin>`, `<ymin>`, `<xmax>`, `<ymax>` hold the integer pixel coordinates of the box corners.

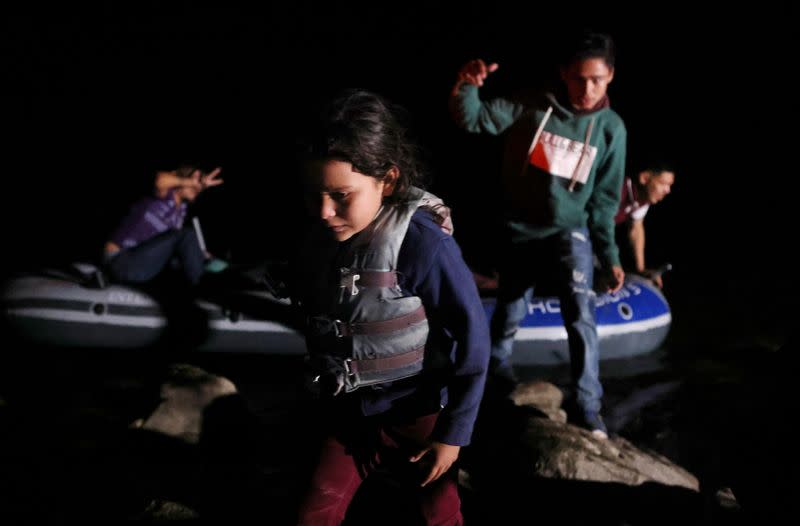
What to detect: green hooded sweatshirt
<box><xmin>451</xmin><ymin>84</ymin><xmax>626</xmax><ymax>268</ymax></box>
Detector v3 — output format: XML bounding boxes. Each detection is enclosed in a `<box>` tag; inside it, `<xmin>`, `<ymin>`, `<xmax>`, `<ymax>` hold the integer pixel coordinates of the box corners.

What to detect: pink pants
<box><xmin>297</xmin><ymin>410</ymin><xmax>463</xmax><ymax>526</ymax></box>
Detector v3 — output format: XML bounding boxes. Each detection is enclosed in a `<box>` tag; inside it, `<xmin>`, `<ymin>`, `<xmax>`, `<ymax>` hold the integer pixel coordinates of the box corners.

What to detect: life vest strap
<box><xmin>346</xmin><ymin>346</ymin><xmax>425</xmax><ymax>374</ymax></box>
<box><xmin>307</xmin><ymin>304</ymin><xmax>426</xmax><ymax>338</ymax></box>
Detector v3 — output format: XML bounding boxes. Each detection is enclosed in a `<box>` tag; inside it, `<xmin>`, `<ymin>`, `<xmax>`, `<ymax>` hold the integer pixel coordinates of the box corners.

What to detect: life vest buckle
<box><xmin>308</xmin><ymin>316</ymin><xmax>347</xmax><ymax>337</ymax></box>
<box><xmin>343</xmin><ymin>358</ymin><xmax>356</xmax><ymax>378</ymax></box>
<box><xmin>340</xmin><ymin>268</ymin><xmax>361</xmax><ymax>296</ymax></box>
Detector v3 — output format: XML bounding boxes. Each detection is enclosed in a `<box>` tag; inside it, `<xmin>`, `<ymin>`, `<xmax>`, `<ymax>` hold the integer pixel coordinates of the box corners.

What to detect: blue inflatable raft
<box><xmin>2</xmin><ymin>264</ymin><xmax>670</xmax><ymax>364</ymax></box>
<box><xmin>484</xmin><ymin>275</ymin><xmax>671</xmax><ymax>365</ymax></box>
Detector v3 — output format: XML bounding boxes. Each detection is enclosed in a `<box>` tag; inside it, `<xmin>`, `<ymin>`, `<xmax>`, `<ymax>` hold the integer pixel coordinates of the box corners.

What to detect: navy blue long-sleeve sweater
<box><xmin>354</xmin><ymin>209</ymin><xmax>490</xmax><ymax>446</ymax></box>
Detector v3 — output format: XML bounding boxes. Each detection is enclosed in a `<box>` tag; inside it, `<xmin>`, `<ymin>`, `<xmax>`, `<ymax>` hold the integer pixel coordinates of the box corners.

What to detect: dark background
<box><xmin>3</xmin><ymin>2</ymin><xmax>798</xmax><ymax>346</ymax></box>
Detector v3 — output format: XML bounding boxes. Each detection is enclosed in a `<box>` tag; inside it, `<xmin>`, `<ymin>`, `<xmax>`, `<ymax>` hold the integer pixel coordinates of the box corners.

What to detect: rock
<box><xmin>138</xmin><ymin>364</ymin><xmax>237</xmax><ymax>444</ymax></box>
<box><xmin>465</xmin><ymin>391</ymin><xmax>702</xmax><ymax>524</ymax></box>
<box><xmin>716</xmin><ymin>487</ymin><xmax>739</xmax><ymax>510</ymax></box>
<box><xmin>129</xmin><ymin>498</ymin><xmax>200</xmax><ymax>522</ymax></box>
<box><xmin>519</xmin><ymin>416</ymin><xmax>699</xmax><ymax>490</ymax></box>
<box><xmin>509</xmin><ymin>380</ymin><xmax>567</xmax><ymax>423</ymax></box>
<box><xmin>471</xmin><ymin>382</ymin><xmax>699</xmax><ymax>491</ymax></box>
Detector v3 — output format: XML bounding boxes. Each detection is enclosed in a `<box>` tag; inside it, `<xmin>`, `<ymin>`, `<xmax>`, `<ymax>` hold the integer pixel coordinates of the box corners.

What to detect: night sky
<box><xmin>3</xmin><ymin>2</ymin><xmax>798</xmax><ymax>342</ymax></box>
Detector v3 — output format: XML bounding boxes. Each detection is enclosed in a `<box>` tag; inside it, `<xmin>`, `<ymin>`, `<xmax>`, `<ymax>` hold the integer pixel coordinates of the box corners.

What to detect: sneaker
<box><xmin>204</xmin><ymin>258</ymin><xmax>229</xmax><ymax>273</ymax></box>
<box><xmin>575</xmin><ymin>411</ymin><xmax>608</xmax><ymax>439</ymax></box>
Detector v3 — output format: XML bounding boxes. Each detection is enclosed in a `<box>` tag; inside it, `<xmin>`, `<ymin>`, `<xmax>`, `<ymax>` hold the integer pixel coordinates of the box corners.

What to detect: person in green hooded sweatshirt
<box><xmin>449</xmin><ymin>31</ymin><xmax>626</xmax><ymax>438</ymax></box>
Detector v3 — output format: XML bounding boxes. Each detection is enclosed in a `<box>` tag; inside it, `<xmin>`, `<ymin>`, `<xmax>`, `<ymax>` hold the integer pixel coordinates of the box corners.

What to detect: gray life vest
<box><xmin>300</xmin><ymin>187</ymin><xmax>452</xmax><ymax>393</ymax></box>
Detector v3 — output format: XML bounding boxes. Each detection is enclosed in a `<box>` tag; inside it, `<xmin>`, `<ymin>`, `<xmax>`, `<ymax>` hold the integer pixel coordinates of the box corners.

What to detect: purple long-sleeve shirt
<box><xmin>109</xmin><ymin>189</ymin><xmax>187</xmax><ymax>249</ymax></box>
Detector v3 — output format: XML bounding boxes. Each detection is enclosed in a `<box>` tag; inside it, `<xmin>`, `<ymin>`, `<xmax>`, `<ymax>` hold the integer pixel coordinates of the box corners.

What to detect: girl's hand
<box><xmin>409</xmin><ymin>441</ymin><xmax>460</xmax><ymax>487</ymax></box>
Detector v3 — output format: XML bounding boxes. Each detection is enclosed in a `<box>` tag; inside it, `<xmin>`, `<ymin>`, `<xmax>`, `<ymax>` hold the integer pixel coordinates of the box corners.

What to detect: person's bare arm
<box><xmin>628</xmin><ymin>219</ymin><xmax>646</xmax><ymax>273</ymax></box>
<box><xmin>628</xmin><ymin>219</ymin><xmax>666</xmax><ymax>287</ymax></box>
<box><xmin>155</xmin><ymin>170</ymin><xmax>190</xmax><ymax>198</ymax></box>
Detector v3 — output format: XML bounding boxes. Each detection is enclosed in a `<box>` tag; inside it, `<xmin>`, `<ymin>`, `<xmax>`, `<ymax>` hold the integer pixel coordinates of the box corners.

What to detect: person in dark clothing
<box><xmin>103</xmin><ymin>165</ymin><xmax>225</xmax><ymax>350</ymax></box>
<box><xmin>293</xmin><ymin>89</ymin><xmax>489</xmax><ymax>526</ymax></box>
<box><xmin>104</xmin><ymin>165</ymin><xmax>225</xmax><ymax>286</ymax></box>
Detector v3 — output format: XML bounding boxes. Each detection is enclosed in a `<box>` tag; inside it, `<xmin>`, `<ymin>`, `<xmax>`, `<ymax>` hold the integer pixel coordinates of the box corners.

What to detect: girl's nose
<box><xmin>320</xmin><ymin>195</ymin><xmax>336</xmax><ymax>219</ymax></box>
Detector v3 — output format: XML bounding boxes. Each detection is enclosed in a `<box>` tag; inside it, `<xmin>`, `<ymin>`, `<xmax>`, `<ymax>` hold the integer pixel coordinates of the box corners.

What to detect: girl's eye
<box><xmin>331</xmin><ymin>192</ymin><xmax>349</xmax><ymax>202</ymax></box>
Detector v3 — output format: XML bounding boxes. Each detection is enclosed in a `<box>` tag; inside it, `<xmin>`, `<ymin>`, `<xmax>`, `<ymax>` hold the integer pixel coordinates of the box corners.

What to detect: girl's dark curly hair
<box><xmin>300</xmin><ymin>89</ymin><xmax>427</xmax><ymax>204</ymax></box>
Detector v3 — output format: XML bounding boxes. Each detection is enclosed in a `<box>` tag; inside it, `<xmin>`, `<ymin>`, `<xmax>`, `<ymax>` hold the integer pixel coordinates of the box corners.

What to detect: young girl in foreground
<box><xmin>293</xmin><ymin>89</ymin><xmax>489</xmax><ymax>526</ymax></box>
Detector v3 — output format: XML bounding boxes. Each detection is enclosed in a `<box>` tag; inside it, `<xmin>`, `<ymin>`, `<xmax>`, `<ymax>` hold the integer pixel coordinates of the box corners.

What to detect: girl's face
<box><xmin>304</xmin><ymin>160</ymin><xmax>396</xmax><ymax>242</ymax></box>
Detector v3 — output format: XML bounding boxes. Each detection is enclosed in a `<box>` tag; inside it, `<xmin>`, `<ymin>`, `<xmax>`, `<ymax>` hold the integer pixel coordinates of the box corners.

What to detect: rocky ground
<box><xmin>0</xmin><ymin>333</ymin><xmax>794</xmax><ymax>525</ymax></box>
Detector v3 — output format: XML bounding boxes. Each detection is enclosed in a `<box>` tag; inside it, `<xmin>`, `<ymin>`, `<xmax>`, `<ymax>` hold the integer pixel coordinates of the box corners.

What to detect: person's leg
<box><xmin>418</xmin><ymin>465</ymin><xmax>462</xmax><ymax>526</ymax></box>
<box><xmin>106</xmin><ymin>230</ymin><xmax>188</xmax><ymax>284</ymax></box>
<box><xmin>555</xmin><ymin>228</ymin><xmax>605</xmax><ymax>435</ymax></box>
<box><xmin>381</xmin><ymin>412</ymin><xmax>463</xmax><ymax>526</ymax></box>
<box><xmin>489</xmin><ymin>241</ymin><xmax>534</xmax><ymax>383</ymax></box>
<box><xmin>489</xmin><ymin>288</ymin><xmax>532</xmax><ymax>381</ymax></box>
<box><xmin>297</xmin><ymin>434</ymin><xmax>365</xmax><ymax>526</ymax></box>
<box><xmin>106</xmin><ymin>227</ymin><xmax>204</xmax><ymax>285</ymax></box>
<box><xmin>172</xmin><ymin>227</ymin><xmax>205</xmax><ymax>285</ymax></box>
<box><xmin>108</xmin><ymin>229</ymin><xmax>209</xmax><ymax>350</ymax></box>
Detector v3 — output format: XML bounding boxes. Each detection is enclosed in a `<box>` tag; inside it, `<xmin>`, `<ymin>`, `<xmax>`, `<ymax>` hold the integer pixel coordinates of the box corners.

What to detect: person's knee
<box><xmin>174</xmin><ymin>228</ymin><xmax>204</xmax><ymax>260</ymax></box>
<box><xmin>176</xmin><ymin>227</ymin><xmax>199</xmax><ymax>245</ymax></box>
<box><xmin>421</xmin><ymin>478</ymin><xmax>463</xmax><ymax>526</ymax></box>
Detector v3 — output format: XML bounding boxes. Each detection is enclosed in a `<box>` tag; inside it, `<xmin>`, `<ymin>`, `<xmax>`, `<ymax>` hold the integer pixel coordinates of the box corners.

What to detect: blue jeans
<box><xmin>106</xmin><ymin>227</ymin><xmax>205</xmax><ymax>286</ymax></box>
<box><xmin>489</xmin><ymin>228</ymin><xmax>602</xmax><ymax>413</ymax></box>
